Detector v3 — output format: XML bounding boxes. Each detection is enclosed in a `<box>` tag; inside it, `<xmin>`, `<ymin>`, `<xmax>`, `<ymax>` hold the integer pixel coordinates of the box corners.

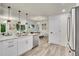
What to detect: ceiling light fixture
<box><xmin>7</xmin><ymin>6</ymin><xmax>11</xmax><ymax>22</ymax></box>
<box><xmin>18</xmin><ymin>10</ymin><xmax>21</xmax><ymax>24</ymax></box>
<box><xmin>25</xmin><ymin>13</ymin><xmax>28</xmax><ymax>24</ymax></box>
<box><xmin>26</xmin><ymin>13</ymin><xmax>28</xmax><ymax>20</ymax></box>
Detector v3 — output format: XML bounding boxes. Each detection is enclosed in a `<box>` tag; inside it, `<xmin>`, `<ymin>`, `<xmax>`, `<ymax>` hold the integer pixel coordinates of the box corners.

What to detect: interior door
<box><xmin>49</xmin><ymin>17</ymin><xmax>61</xmax><ymax>45</ymax></box>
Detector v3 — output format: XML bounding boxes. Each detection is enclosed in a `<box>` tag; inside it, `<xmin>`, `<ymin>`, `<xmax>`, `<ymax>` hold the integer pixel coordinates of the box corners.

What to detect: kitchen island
<box><xmin>0</xmin><ymin>35</ymin><xmax>39</xmax><ymax>56</ymax></box>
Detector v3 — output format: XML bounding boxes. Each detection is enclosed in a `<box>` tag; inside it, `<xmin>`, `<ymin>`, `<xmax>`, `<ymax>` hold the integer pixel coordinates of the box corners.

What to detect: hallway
<box><xmin>23</xmin><ymin>37</ymin><xmax>69</xmax><ymax>56</ymax></box>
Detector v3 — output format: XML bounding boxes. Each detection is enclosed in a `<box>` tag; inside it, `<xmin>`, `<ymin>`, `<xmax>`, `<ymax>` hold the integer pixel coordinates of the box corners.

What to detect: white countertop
<box><xmin>0</xmin><ymin>35</ymin><xmax>18</xmax><ymax>41</ymax></box>
<box><xmin>0</xmin><ymin>35</ymin><xmax>35</xmax><ymax>41</ymax></box>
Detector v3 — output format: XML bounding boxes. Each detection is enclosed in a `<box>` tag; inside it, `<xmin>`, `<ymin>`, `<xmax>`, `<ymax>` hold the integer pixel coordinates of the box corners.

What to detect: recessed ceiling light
<box><xmin>62</xmin><ymin>9</ymin><xmax>66</xmax><ymax>12</ymax></box>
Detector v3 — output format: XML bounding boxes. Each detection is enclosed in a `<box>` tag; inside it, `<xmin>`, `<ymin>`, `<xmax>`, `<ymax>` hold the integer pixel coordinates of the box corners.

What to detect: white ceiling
<box><xmin>1</xmin><ymin>3</ymin><xmax>76</xmax><ymax>16</ymax></box>
<box><xmin>0</xmin><ymin>3</ymin><xmax>76</xmax><ymax>21</ymax></box>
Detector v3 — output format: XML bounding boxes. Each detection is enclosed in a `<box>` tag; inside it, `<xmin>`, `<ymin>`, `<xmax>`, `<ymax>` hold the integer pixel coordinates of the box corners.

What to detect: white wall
<box><xmin>48</xmin><ymin>13</ymin><xmax>69</xmax><ymax>46</ymax></box>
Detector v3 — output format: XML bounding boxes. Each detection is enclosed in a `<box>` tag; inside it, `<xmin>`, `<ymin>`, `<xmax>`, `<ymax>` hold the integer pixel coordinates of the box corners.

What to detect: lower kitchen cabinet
<box><xmin>4</xmin><ymin>39</ymin><xmax>17</xmax><ymax>56</ymax></box>
<box><xmin>0</xmin><ymin>41</ymin><xmax>4</xmax><ymax>56</ymax></box>
<box><xmin>0</xmin><ymin>39</ymin><xmax>18</xmax><ymax>56</ymax></box>
<box><xmin>18</xmin><ymin>36</ymin><xmax>33</xmax><ymax>55</ymax></box>
<box><xmin>27</xmin><ymin>36</ymin><xmax>33</xmax><ymax>50</ymax></box>
<box><xmin>18</xmin><ymin>37</ymin><xmax>28</xmax><ymax>55</ymax></box>
<box><xmin>0</xmin><ymin>36</ymin><xmax>33</xmax><ymax>56</ymax></box>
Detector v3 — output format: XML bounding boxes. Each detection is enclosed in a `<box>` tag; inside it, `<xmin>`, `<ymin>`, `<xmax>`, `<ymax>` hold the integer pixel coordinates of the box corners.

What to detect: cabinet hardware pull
<box><xmin>8</xmin><ymin>45</ymin><xmax>14</xmax><ymax>48</ymax></box>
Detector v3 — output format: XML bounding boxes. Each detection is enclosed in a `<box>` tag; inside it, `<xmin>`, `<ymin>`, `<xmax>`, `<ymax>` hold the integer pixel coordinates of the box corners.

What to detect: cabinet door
<box><xmin>18</xmin><ymin>37</ymin><xmax>28</xmax><ymax>55</ymax></box>
<box><xmin>0</xmin><ymin>42</ymin><xmax>2</xmax><ymax>56</ymax></box>
<box><xmin>22</xmin><ymin>36</ymin><xmax>33</xmax><ymax>52</ymax></box>
<box><xmin>0</xmin><ymin>41</ymin><xmax>4</xmax><ymax>56</ymax></box>
<box><xmin>6</xmin><ymin>44</ymin><xmax>17</xmax><ymax>56</ymax></box>
<box><xmin>22</xmin><ymin>37</ymin><xmax>28</xmax><ymax>53</ymax></box>
<box><xmin>18</xmin><ymin>39</ymin><xmax>22</xmax><ymax>55</ymax></box>
<box><xmin>27</xmin><ymin>38</ymin><xmax>33</xmax><ymax>50</ymax></box>
<box><xmin>3</xmin><ymin>39</ymin><xmax>17</xmax><ymax>56</ymax></box>
<box><xmin>18</xmin><ymin>38</ymin><xmax>24</xmax><ymax>55</ymax></box>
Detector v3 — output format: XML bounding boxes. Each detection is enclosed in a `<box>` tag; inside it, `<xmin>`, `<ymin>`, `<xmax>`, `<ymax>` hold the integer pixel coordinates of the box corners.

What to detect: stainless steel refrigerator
<box><xmin>67</xmin><ymin>6</ymin><xmax>79</xmax><ymax>56</ymax></box>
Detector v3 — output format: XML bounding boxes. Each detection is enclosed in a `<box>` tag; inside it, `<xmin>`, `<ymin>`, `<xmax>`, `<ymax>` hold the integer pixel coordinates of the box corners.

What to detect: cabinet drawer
<box><xmin>6</xmin><ymin>45</ymin><xmax>17</xmax><ymax>56</ymax></box>
<box><xmin>4</xmin><ymin>39</ymin><xmax>17</xmax><ymax>45</ymax></box>
<box><xmin>3</xmin><ymin>41</ymin><xmax>17</xmax><ymax>56</ymax></box>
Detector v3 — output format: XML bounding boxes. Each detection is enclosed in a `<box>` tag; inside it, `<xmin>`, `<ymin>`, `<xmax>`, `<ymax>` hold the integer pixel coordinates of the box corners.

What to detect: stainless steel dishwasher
<box><xmin>33</xmin><ymin>35</ymin><xmax>39</xmax><ymax>48</ymax></box>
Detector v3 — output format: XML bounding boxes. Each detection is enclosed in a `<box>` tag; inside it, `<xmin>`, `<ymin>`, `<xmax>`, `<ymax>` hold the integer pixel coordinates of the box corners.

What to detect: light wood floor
<box><xmin>23</xmin><ymin>37</ymin><xmax>69</xmax><ymax>56</ymax></box>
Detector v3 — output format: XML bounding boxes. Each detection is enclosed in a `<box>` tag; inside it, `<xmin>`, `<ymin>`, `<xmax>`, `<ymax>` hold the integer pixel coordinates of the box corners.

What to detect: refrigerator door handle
<box><xmin>67</xmin><ymin>17</ymin><xmax>70</xmax><ymax>42</ymax></box>
<box><xmin>67</xmin><ymin>16</ymin><xmax>71</xmax><ymax>42</ymax></box>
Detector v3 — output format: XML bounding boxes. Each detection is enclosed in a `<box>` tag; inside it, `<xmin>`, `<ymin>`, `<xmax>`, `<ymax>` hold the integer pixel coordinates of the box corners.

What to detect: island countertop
<box><xmin>0</xmin><ymin>35</ymin><xmax>36</xmax><ymax>42</ymax></box>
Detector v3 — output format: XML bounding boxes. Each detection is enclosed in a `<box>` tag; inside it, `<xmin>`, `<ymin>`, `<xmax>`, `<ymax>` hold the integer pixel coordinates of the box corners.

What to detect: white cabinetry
<box><xmin>18</xmin><ymin>36</ymin><xmax>33</xmax><ymax>55</ymax></box>
<box><xmin>0</xmin><ymin>41</ymin><xmax>4</xmax><ymax>56</ymax></box>
<box><xmin>18</xmin><ymin>37</ymin><xmax>28</xmax><ymax>55</ymax></box>
<box><xmin>0</xmin><ymin>38</ymin><xmax>18</xmax><ymax>56</ymax></box>
<box><xmin>0</xmin><ymin>36</ymin><xmax>33</xmax><ymax>56</ymax></box>
<box><xmin>4</xmin><ymin>39</ymin><xmax>17</xmax><ymax>56</ymax></box>
<box><xmin>27</xmin><ymin>36</ymin><xmax>33</xmax><ymax>50</ymax></box>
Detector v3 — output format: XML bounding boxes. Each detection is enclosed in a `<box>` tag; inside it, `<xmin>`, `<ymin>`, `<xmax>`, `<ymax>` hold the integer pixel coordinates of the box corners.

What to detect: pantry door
<box><xmin>49</xmin><ymin>17</ymin><xmax>61</xmax><ymax>45</ymax></box>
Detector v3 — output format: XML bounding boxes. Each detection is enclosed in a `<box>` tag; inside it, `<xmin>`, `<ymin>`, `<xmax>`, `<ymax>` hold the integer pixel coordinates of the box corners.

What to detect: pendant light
<box><xmin>25</xmin><ymin>13</ymin><xmax>28</xmax><ymax>24</ymax></box>
<box><xmin>17</xmin><ymin>10</ymin><xmax>21</xmax><ymax>35</ymax></box>
<box><xmin>18</xmin><ymin>10</ymin><xmax>21</xmax><ymax>24</ymax></box>
<box><xmin>7</xmin><ymin>6</ymin><xmax>11</xmax><ymax>22</ymax></box>
<box><xmin>7</xmin><ymin>6</ymin><xmax>11</xmax><ymax>35</ymax></box>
